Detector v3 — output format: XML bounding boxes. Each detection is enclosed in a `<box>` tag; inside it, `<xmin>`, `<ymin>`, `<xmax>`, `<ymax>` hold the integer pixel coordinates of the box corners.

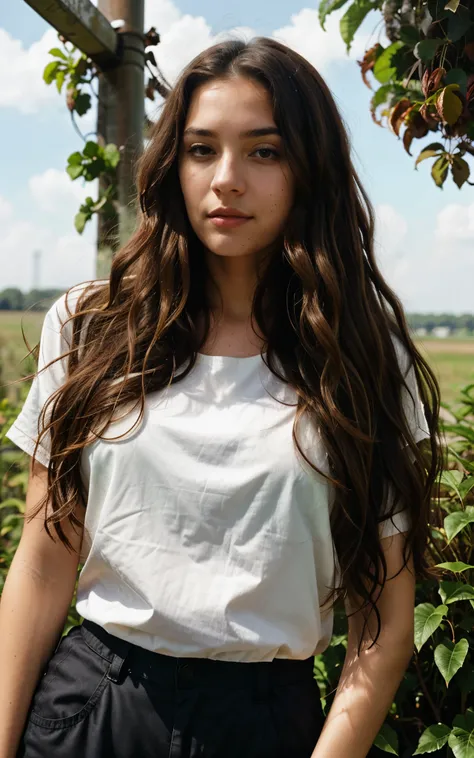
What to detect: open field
<box><xmin>0</xmin><ymin>310</ymin><xmax>473</xmax><ymax>406</ymax></box>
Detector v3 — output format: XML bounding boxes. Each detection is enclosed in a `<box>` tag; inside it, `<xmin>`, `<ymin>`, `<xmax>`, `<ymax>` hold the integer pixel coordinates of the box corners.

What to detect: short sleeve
<box><xmin>378</xmin><ymin>335</ymin><xmax>431</xmax><ymax>539</ymax></box>
<box><xmin>5</xmin><ymin>284</ymin><xmax>90</xmax><ymax>467</ymax></box>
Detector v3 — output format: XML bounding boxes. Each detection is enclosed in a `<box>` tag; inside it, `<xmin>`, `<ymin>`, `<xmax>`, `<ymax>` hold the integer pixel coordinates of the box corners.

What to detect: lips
<box><xmin>208</xmin><ymin>209</ymin><xmax>252</xmax><ymax>218</ymax></box>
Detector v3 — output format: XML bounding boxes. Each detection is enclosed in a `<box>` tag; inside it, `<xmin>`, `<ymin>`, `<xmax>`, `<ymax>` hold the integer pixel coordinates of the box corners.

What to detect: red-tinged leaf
<box><xmin>419</xmin><ymin>102</ymin><xmax>441</xmax><ymax>130</ymax></box>
<box><xmin>464</xmin><ymin>41</ymin><xmax>474</xmax><ymax>62</ymax></box>
<box><xmin>410</xmin><ymin>111</ymin><xmax>429</xmax><ymax>138</ymax></box>
<box><xmin>451</xmin><ymin>155</ymin><xmax>470</xmax><ymax>188</ymax></box>
<box><xmin>403</xmin><ymin>126</ymin><xmax>415</xmax><ymax>155</ymax></box>
<box><xmin>431</xmin><ymin>154</ymin><xmax>450</xmax><ymax>187</ymax></box>
<box><xmin>389</xmin><ymin>99</ymin><xmax>412</xmax><ymax>136</ymax></box>
<box><xmin>358</xmin><ymin>43</ymin><xmax>383</xmax><ymax>89</ymax></box>
<box><xmin>437</xmin><ymin>85</ymin><xmax>464</xmax><ymax>125</ymax></box>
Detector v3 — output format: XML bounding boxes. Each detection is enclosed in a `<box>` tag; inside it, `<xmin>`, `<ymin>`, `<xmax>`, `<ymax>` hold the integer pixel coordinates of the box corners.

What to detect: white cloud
<box><xmin>0</xmin><ymin>27</ymin><xmax>60</xmax><ymax>113</ymax></box>
<box><xmin>272</xmin><ymin>7</ymin><xmax>372</xmax><ymax>71</ymax></box>
<box><xmin>0</xmin><ymin>196</ymin><xmax>13</xmax><ymax>221</ymax></box>
<box><xmin>0</xmin><ymin>207</ymin><xmax>95</xmax><ymax>291</ymax></box>
<box><xmin>435</xmin><ymin>201</ymin><xmax>474</xmax><ymax>241</ymax></box>
<box><xmin>28</xmin><ymin>168</ymin><xmax>95</xmax><ymax>213</ymax></box>
<box><xmin>373</xmin><ymin>204</ymin><xmax>413</xmax><ymax>300</ymax></box>
<box><xmin>372</xmin><ymin>202</ymin><xmax>474</xmax><ymax>313</ymax></box>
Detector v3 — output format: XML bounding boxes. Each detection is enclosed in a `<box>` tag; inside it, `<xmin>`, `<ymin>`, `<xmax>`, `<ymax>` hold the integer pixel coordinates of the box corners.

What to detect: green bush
<box><xmin>315</xmin><ymin>384</ymin><xmax>474</xmax><ymax>757</ymax></box>
<box><xmin>1</xmin><ymin>385</ymin><xmax>473</xmax><ymax>756</ymax></box>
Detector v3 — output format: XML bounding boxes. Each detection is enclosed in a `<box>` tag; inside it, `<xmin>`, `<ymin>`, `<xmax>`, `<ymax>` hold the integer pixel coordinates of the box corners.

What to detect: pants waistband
<box><xmin>80</xmin><ymin>619</ymin><xmax>315</xmax><ymax>697</ymax></box>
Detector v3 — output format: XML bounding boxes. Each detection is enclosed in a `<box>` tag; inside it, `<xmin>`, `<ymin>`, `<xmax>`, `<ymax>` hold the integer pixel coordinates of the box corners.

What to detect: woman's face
<box><xmin>178</xmin><ymin>75</ymin><xmax>295</xmax><ymax>261</ymax></box>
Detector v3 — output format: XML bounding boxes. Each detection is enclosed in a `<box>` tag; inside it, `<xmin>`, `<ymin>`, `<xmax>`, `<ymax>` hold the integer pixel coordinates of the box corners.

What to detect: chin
<box><xmin>199</xmin><ymin>236</ymin><xmax>257</xmax><ymax>258</ymax></box>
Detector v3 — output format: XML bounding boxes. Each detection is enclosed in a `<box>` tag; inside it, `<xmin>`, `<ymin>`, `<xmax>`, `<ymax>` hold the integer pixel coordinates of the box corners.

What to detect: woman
<box><xmin>1</xmin><ymin>36</ymin><xmax>441</xmax><ymax>758</ymax></box>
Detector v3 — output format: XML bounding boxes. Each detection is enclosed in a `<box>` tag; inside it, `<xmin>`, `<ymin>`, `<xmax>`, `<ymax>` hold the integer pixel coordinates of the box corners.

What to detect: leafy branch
<box><xmin>321</xmin><ymin>0</ymin><xmax>474</xmax><ymax>189</ymax></box>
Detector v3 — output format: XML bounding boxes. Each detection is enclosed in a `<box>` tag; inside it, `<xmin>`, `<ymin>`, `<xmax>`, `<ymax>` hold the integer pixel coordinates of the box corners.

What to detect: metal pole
<box><xmin>96</xmin><ymin>0</ymin><xmax>145</xmax><ymax>278</ymax></box>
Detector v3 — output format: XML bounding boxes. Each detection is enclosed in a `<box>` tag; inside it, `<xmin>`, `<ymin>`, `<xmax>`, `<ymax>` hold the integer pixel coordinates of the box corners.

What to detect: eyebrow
<box><xmin>182</xmin><ymin>126</ymin><xmax>281</xmax><ymax>139</ymax></box>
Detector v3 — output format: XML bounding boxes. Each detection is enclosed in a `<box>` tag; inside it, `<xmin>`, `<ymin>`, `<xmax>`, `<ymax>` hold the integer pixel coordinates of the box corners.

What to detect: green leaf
<box><xmin>451</xmin><ymin>156</ymin><xmax>470</xmax><ymax>189</ymax></box>
<box><xmin>415</xmin><ymin>147</ymin><xmax>445</xmax><ymax>167</ymax></box>
<box><xmin>399</xmin><ymin>25</ymin><xmax>420</xmax><ymax>47</ymax></box>
<box><xmin>414</xmin><ymin>39</ymin><xmax>442</xmax><ymax>62</ymax></box>
<box><xmin>74</xmin><ymin>92</ymin><xmax>91</xmax><ymax>116</ymax></box>
<box><xmin>373</xmin><ymin>42</ymin><xmax>405</xmax><ymax>84</ymax></box>
<box><xmin>439</xmin><ymin>84</ymin><xmax>463</xmax><ymax>126</ymax></box>
<box><xmin>318</xmin><ymin>0</ymin><xmax>351</xmax><ymax>31</ymax></box>
<box><xmin>439</xmin><ymin>581</ymin><xmax>474</xmax><ymax>604</ymax></box>
<box><xmin>82</xmin><ymin>159</ymin><xmax>105</xmax><ymax>181</ymax></box>
<box><xmin>66</xmin><ymin>164</ymin><xmax>83</xmax><ymax>180</ymax></box>
<box><xmin>340</xmin><ymin>0</ymin><xmax>375</xmax><ymax>53</ymax></box>
<box><xmin>448</xmin><ymin>708</ymin><xmax>474</xmax><ymax>758</ymax></box>
<box><xmin>444</xmin><ymin>506</ymin><xmax>474</xmax><ymax>542</ymax></box>
<box><xmin>0</xmin><ymin>498</ymin><xmax>25</xmax><ymax>511</ymax></box>
<box><xmin>413</xmin><ymin>723</ymin><xmax>451</xmax><ymax>754</ymax></box>
<box><xmin>56</xmin><ymin>69</ymin><xmax>66</xmax><ymax>94</ymax></box>
<box><xmin>447</xmin><ymin>4</ymin><xmax>471</xmax><ymax>42</ymax></box>
<box><xmin>103</xmin><ymin>143</ymin><xmax>121</xmax><ymax>168</ymax></box>
<box><xmin>67</xmin><ymin>151</ymin><xmax>83</xmax><ymax>165</ymax></box>
<box><xmin>435</xmin><ymin>562</ymin><xmax>474</xmax><ymax>574</ymax></box>
<box><xmin>438</xmin><ymin>469</ymin><xmax>464</xmax><ymax>500</ymax></box>
<box><xmin>43</xmin><ymin>60</ymin><xmax>61</xmax><ymax>85</ymax></box>
<box><xmin>74</xmin><ymin>211</ymin><xmax>89</xmax><ymax>234</ymax></box>
<box><xmin>414</xmin><ymin>603</ymin><xmax>448</xmax><ymax>651</ymax></box>
<box><xmin>373</xmin><ymin>723</ymin><xmax>399</xmax><ymax>754</ymax></box>
<box><xmin>445</xmin><ymin>68</ymin><xmax>468</xmax><ymax>96</ymax></box>
<box><xmin>431</xmin><ymin>155</ymin><xmax>450</xmax><ymax>188</ymax></box>
<box><xmin>83</xmin><ymin>141</ymin><xmax>100</xmax><ymax>159</ymax></box>
<box><xmin>459</xmin><ymin>476</ymin><xmax>474</xmax><ymax>500</ymax></box>
<box><xmin>434</xmin><ymin>638</ymin><xmax>469</xmax><ymax>686</ymax></box>
<box><xmin>48</xmin><ymin>47</ymin><xmax>67</xmax><ymax>61</ymax></box>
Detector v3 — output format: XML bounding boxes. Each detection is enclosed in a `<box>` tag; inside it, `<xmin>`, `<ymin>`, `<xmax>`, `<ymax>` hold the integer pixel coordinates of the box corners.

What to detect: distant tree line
<box><xmin>407</xmin><ymin>313</ymin><xmax>474</xmax><ymax>333</ymax></box>
<box><xmin>0</xmin><ymin>288</ymin><xmax>65</xmax><ymax>312</ymax></box>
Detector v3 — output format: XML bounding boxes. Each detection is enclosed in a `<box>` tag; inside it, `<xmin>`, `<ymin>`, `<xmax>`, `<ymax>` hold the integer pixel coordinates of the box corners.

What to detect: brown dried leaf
<box><xmin>419</xmin><ymin>102</ymin><xmax>442</xmax><ymax>129</ymax></box>
<box><xmin>389</xmin><ymin>99</ymin><xmax>412</xmax><ymax>136</ymax></box>
<box><xmin>403</xmin><ymin>127</ymin><xmax>415</xmax><ymax>155</ymax></box>
<box><xmin>358</xmin><ymin>44</ymin><xmax>383</xmax><ymax>89</ymax></box>
<box><xmin>464</xmin><ymin>42</ymin><xmax>474</xmax><ymax>62</ymax></box>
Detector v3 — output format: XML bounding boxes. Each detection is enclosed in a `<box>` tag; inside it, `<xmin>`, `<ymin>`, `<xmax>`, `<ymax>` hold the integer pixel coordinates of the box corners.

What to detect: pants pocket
<box><xmin>269</xmin><ymin>679</ymin><xmax>325</xmax><ymax>758</ymax></box>
<box><xmin>29</xmin><ymin>625</ymin><xmax>111</xmax><ymax>729</ymax></box>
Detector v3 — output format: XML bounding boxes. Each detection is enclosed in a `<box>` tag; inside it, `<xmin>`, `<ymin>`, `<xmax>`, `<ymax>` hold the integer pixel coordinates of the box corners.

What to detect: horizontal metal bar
<box><xmin>24</xmin><ymin>0</ymin><xmax>119</xmax><ymax>66</ymax></box>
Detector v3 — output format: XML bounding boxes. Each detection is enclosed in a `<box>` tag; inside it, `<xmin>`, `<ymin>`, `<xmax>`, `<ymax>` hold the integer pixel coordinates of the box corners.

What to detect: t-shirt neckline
<box><xmin>197</xmin><ymin>351</ymin><xmax>267</xmax><ymax>362</ymax></box>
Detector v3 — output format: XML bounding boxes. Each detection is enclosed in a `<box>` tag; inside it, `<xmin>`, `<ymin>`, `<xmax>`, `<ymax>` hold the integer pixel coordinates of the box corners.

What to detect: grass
<box><xmin>1</xmin><ymin>310</ymin><xmax>473</xmax><ymax>407</ymax></box>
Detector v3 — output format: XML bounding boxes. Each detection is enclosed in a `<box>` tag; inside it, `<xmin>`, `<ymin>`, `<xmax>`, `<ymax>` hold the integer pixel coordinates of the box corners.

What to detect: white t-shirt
<box><xmin>6</xmin><ymin>282</ymin><xmax>430</xmax><ymax>662</ymax></box>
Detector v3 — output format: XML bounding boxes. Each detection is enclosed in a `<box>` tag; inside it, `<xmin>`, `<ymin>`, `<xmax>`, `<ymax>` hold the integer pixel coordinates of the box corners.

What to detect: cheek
<box><xmin>262</xmin><ymin>177</ymin><xmax>294</xmax><ymax>220</ymax></box>
<box><xmin>180</xmin><ymin>168</ymin><xmax>206</xmax><ymax>213</ymax></box>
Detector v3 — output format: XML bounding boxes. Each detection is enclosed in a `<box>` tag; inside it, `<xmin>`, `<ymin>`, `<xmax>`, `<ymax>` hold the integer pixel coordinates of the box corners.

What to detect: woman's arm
<box><xmin>0</xmin><ymin>458</ymin><xmax>84</xmax><ymax>758</ymax></box>
<box><xmin>311</xmin><ymin>531</ymin><xmax>415</xmax><ymax>758</ymax></box>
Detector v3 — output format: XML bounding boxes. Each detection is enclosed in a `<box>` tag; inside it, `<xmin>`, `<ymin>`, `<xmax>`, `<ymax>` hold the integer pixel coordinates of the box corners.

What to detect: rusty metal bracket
<box><xmin>24</xmin><ymin>0</ymin><xmax>120</xmax><ymax>68</ymax></box>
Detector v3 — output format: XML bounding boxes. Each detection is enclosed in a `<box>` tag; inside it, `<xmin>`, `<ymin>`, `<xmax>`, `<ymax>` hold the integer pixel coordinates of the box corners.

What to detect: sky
<box><xmin>1</xmin><ymin>0</ymin><xmax>473</xmax><ymax>313</ymax></box>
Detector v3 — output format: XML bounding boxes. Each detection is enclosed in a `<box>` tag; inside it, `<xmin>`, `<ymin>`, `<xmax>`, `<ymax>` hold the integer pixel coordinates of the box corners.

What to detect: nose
<box><xmin>210</xmin><ymin>151</ymin><xmax>245</xmax><ymax>195</ymax></box>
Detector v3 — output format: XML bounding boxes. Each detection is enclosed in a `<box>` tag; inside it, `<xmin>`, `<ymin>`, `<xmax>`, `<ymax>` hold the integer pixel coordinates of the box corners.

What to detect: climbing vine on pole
<box><xmin>43</xmin><ymin>37</ymin><xmax>120</xmax><ymax>234</ymax></box>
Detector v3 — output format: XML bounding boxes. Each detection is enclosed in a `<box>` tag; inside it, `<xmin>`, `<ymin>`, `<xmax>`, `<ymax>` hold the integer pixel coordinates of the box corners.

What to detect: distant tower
<box><xmin>32</xmin><ymin>249</ymin><xmax>41</xmax><ymax>291</ymax></box>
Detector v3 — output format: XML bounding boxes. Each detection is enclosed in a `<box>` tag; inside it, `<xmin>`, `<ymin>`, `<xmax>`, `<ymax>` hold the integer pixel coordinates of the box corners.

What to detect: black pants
<box><xmin>17</xmin><ymin>619</ymin><xmax>325</xmax><ymax>757</ymax></box>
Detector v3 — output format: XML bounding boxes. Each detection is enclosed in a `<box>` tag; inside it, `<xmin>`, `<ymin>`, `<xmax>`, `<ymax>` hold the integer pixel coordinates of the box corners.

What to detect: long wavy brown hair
<box><xmin>18</xmin><ymin>36</ymin><xmax>443</xmax><ymax>654</ymax></box>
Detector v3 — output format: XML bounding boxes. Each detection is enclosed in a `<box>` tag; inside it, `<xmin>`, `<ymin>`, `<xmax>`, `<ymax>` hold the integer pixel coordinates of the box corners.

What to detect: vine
<box><xmin>42</xmin><ymin>28</ymin><xmax>169</xmax><ymax>235</ymax></box>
